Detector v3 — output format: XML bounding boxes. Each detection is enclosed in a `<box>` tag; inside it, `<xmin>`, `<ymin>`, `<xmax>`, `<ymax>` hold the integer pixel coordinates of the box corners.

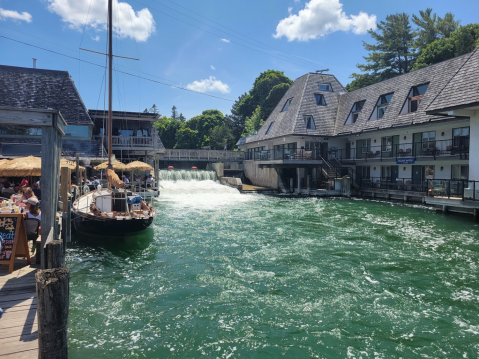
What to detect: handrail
<box><xmin>165</xmin><ymin>149</ymin><xmax>244</xmax><ymax>161</ymax></box>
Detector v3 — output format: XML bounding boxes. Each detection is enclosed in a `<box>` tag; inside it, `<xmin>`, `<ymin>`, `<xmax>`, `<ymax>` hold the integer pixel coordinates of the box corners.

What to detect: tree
<box><xmin>358</xmin><ymin>13</ymin><xmax>416</xmax><ymax>80</ymax></box>
<box><xmin>185</xmin><ymin>109</ymin><xmax>225</xmax><ymax>148</ymax></box>
<box><xmin>437</xmin><ymin>13</ymin><xmax>460</xmax><ymax>38</ymax></box>
<box><xmin>171</xmin><ymin>105</ymin><xmax>177</xmax><ymax>120</ymax></box>
<box><xmin>210</xmin><ymin>124</ymin><xmax>234</xmax><ymax>150</ymax></box>
<box><xmin>242</xmin><ymin>106</ymin><xmax>263</xmax><ymax>137</ymax></box>
<box><xmin>261</xmin><ymin>83</ymin><xmax>291</xmax><ymax>119</ymax></box>
<box><xmin>153</xmin><ymin>116</ymin><xmax>182</xmax><ymax>149</ymax></box>
<box><xmin>178</xmin><ymin>113</ymin><xmax>186</xmax><ymax>122</ymax></box>
<box><xmin>149</xmin><ymin>104</ymin><xmax>160</xmax><ymax>115</ymax></box>
<box><xmin>345</xmin><ymin>73</ymin><xmax>381</xmax><ymax>92</ymax></box>
<box><xmin>225</xmin><ymin>94</ymin><xmax>247</xmax><ymax>144</ymax></box>
<box><xmin>412</xmin><ymin>8</ymin><xmax>439</xmax><ymax>51</ymax></box>
<box><xmin>175</xmin><ymin>127</ymin><xmax>199</xmax><ymax>149</ymax></box>
<box><xmin>451</xmin><ymin>23</ymin><xmax>479</xmax><ymax>56</ymax></box>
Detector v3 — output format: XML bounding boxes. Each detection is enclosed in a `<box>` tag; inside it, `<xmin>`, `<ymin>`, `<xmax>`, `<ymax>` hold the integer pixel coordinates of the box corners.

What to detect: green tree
<box><xmin>225</xmin><ymin>94</ymin><xmax>247</xmax><ymax>145</ymax></box>
<box><xmin>261</xmin><ymin>83</ymin><xmax>291</xmax><ymax>120</ymax></box>
<box><xmin>185</xmin><ymin>109</ymin><xmax>225</xmax><ymax>148</ymax></box>
<box><xmin>153</xmin><ymin>116</ymin><xmax>182</xmax><ymax>149</ymax></box>
<box><xmin>149</xmin><ymin>104</ymin><xmax>160</xmax><ymax>115</ymax></box>
<box><xmin>437</xmin><ymin>13</ymin><xmax>460</xmax><ymax>38</ymax></box>
<box><xmin>451</xmin><ymin>23</ymin><xmax>479</xmax><ymax>56</ymax></box>
<box><xmin>359</xmin><ymin>13</ymin><xmax>416</xmax><ymax>80</ymax></box>
<box><xmin>209</xmin><ymin>124</ymin><xmax>234</xmax><ymax>150</ymax></box>
<box><xmin>412</xmin><ymin>8</ymin><xmax>439</xmax><ymax>51</ymax></box>
<box><xmin>178</xmin><ymin>113</ymin><xmax>186</xmax><ymax>122</ymax></box>
<box><xmin>171</xmin><ymin>105</ymin><xmax>177</xmax><ymax>120</ymax></box>
<box><xmin>175</xmin><ymin>127</ymin><xmax>199</xmax><ymax>149</ymax></box>
<box><xmin>345</xmin><ymin>73</ymin><xmax>381</xmax><ymax>92</ymax></box>
<box><xmin>242</xmin><ymin>106</ymin><xmax>263</xmax><ymax>137</ymax></box>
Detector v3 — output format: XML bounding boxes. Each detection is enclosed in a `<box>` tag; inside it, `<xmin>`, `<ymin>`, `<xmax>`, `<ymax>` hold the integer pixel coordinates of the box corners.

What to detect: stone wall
<box><xmin>244</xmin><ymin>161</ymin><xmax>278</xmax><ymax>189</ymax></box>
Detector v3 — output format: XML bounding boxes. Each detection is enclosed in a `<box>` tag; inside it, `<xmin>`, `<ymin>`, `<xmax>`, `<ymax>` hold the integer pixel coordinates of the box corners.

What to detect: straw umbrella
<box><xmin>94</xmin><ymin>161</ymin><xmax>128</xmax><ymax>171</ymax></box>
<box><xmin>125</xmin><ymin>161</ymin><xmax>154</xmax><ymax>191</ymax></box>
<box><xmin>0</xmin><ymin>156</ymin><xmax>42</xmax><ymax>177</ymax></box>
<box><xmin>60</xmin><ymin>159</ymin><xmax>85</xmax><ymax>172</ymax></box>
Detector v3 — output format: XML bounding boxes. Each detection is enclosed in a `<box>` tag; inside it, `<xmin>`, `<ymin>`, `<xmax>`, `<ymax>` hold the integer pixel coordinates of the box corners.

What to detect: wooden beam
<box><xmin>0</xmin><ymin>110</ymin><xmax>52</xmax><ymax>127</ymax></box>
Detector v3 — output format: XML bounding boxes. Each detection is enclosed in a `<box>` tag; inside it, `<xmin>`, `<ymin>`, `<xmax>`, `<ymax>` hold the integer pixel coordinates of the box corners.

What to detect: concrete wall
<box><xmin>244</xmin><ymin>160</ymin><xmax>278</xmax><ymax>189</ymax></box>
<box><xmin>211</xmin><ymin>162</ymin><xmax>224</xmax><ymax>178</ymax></box>
<box><xmin>219</xmin><ymin>177</ymin><xmax>243</xmax><ymax>190</ymax></box>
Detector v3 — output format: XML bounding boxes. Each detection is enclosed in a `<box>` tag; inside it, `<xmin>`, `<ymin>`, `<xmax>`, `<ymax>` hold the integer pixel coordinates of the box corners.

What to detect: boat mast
<box><xmin>107</xmin><ymin>0</ymin><xmax>113</xmax><ymax>169</ymax></box>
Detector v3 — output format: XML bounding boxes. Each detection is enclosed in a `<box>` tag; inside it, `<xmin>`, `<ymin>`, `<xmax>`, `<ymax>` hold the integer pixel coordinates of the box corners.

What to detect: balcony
<box><xmin>164</xmin><ymin>149</ymin><xmax>244</xmax><ymax>162</ymax></box>
<box><xmin>245</xmin><ymin>148</ymin><xmax>323</xmax><ymax>162</ymax></box>
<box><xmin>95</xmin><ymin>135</ymin><xmax>161</xmax><ymax>150</ymax></box>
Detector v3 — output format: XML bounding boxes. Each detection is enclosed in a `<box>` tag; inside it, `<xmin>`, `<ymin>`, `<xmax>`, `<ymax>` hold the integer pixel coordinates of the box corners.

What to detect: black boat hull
<box><xmin>73</xmin><ymin>215</ymin><xmax>154</xmax><ymax>237</ymax></box>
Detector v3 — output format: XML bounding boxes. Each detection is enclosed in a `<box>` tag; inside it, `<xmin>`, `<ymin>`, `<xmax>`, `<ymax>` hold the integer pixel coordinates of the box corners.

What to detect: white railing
<box><xmin>164</xmin><ymin>149</ymin><xmax>244</xmax><ymax>161</ymax></box>
<box><xmin>95</xmin><ymin>136</ymin><xmax>158</xmax><ymax>148</ymax></box>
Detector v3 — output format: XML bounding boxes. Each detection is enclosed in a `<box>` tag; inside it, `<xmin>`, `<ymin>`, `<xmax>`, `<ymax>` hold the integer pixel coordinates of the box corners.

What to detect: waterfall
<box><xmin>158</xmin><ymin>169</ymin><xmax>217</xmax><ymax>182</ymax></box>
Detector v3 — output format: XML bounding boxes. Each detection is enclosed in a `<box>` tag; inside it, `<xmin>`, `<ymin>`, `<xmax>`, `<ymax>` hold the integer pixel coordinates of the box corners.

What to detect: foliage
<box><xmin>225</xmin><ymin>94</ymin><xmax>247</xmax><ymax>141</ymax></box>
<box><xmin>171</xmin><ymin>105</ymin><xmax>177</xmax><ymax>120</ymax></box>
<box><xmin>209</xmin><ymin>123</ymin><xmax>235</xmax><ymax>150</ymax></box>
<box><xmin>153</xmin><ymin>116</ymin><xmax>182</xmax><ymax>149</ymax></box>
<box><xmin>174</xmin><ymin>127</ymin><xmax>199</xmax><ymax>149</ymax></box>
<box><xmin>184</xmin><ymin>110</ymin><xmax>226</xmax><ymax>148</ymax></box>
<box><xmin>345</xmin><ymin>73</ymin><xmax>381</xmax><ymax>92</ymax></box>
<box><xmin>262</xmin><ymin>83</ymin><xmax>291</xmax><ymax>119</ymax></box>
<box><xmin>178</xmin><ymin>113</ymin><xmax>186</xmax><ymax>122</ymax></box>
<box><xmin>242</xmin><ymin>106</ymin><xmax>263</xmax><ymax>137</ymax></box>
<box><xmin>412</xmin><ymin>9</ymin><xmax>459</xmax><ymax>51</ymax></box>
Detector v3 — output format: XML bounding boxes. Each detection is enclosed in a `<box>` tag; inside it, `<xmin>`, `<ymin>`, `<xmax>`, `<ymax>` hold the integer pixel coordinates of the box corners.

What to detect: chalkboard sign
<box><xmin>0</xmin><ymin>214</ymin><xmax>30</xmax><ymax>273</ymax></box>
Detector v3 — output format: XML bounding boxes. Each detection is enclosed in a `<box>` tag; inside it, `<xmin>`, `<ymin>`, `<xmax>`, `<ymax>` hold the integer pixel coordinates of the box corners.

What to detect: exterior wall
<box><xmin>470</xmin><ymin>113</ymin><xmax>479</xmax><ymax>181</ymax></box>
<box><xmin>244</xmin><ymin>160</ymin><xmax>278</xmax><ymax>189</ymax></box>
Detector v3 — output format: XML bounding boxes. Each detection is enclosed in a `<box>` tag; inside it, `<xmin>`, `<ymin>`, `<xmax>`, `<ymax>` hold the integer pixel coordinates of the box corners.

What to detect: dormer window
<box><xmin>400</xmin><ymin>83</ymin><xmax>429</xmax><ymax>114</ymax></box>
<box><xmin>319</xmin><ymin>83</ymin><xmax>332</xmax><ymax>92</ymax></box>
<box><xmin>281</xmin><ymin>98</ymin><xmax>292</xmax><ymax>112</ymax></box>
<box><xmin>304</xmin><ymin>116</ymin><xmax>316</xmax><ymax>130</ymax></box>
<box><xmin>345</xmin><ymin>100</ymin><xmax>365</xmax><ymax>125</ymax></box>
<box><xmin>314</xmin><ymin>94</ymin><xmax>326</xmax><ymax>106</ymax></box>
<box><xmin>265</xmin><ymin>122</ymin><xmax>274</xmax><ymax>135</ymax></box>
<box><xmin>370</xmin><ymin>93</ymin><xmax>393</xmax><ymax>120</ymax></box>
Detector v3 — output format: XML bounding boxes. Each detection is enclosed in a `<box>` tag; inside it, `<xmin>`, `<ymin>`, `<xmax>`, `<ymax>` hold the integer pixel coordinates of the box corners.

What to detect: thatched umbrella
<box><xmin>0</xmin><ymin>156</ymin><xmax>41</xmax><ymax>177</ymax></box>
<box><xmin>94</xmin><ymin>161</ymin><xmax>127</xmax><ymax>171</ymax></box>
<box><xmin>60</xmin><ymin>159</ymin><xmax>85</xmax><ymax>172</ymax></box>
<box><xmin>125</xmin><ymin>161</ymin><xmax>154</xmax><ymax>191</ymax></box>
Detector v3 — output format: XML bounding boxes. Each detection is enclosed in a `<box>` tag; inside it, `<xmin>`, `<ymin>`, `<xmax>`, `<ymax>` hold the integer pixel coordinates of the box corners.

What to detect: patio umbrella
<box><xmin>125</xmin><ymin>161</ymin><xmax>153</xmax><ymax>171</ymax></box>
<box><xmin>0</xmin><ymin>156</ymin><xmax>42</xmax><ymax>176</ymax></box>
<box><xmin>60</xmin><ymin>159</ymin><xmax>86</xmax><ymax>172</ymax></box>
<box><xmin>93</xmin><ymin>161</ymin><xmax>127</xmax><ymax>171</ymax></box>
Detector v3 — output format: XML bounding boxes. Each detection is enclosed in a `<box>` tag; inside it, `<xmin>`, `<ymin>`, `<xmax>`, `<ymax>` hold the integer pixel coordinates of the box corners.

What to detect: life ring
<box><xmin>83</xmin><ymin>185</ymin><xmax>90</xmax><ymax>194</ymax></box>
<box><xmin>191</xmin><ymin>166</ymin><xmax>197</xmax><ymax>170</ymax></box>
<box><xmin>168</xmin><ymin>166</ymin><xmax>174</xmax><ymax>170</ymax></box>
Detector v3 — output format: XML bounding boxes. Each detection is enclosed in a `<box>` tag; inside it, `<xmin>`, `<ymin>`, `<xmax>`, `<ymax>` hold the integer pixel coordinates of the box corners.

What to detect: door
<box><xmin>345</xmin><ymin>142</ymin><xmax>351</xmax><ymax>160</ymax></box>
<box><xmin>413</xmin><ymin>132</ymin><xmax>421</xmax><ymax>156</ymax></box>
<box><xmin>391</xmin><ymin>165</ymin><xmax>399</xmax><ymax>183</ymax></box>
<box><xmin>412</xmin><ymin>165</ymin><xmax>422</xmax><ymax>185</ymax></box>
<box><xmin>392</xmin><ymin>135</ymin><xmax>399</xmax><ymax>157</ymax></box>
<box><xmin>320</xmin><ymin>142</ymin><xmax>328</xmax><ymax>158</ymax></box>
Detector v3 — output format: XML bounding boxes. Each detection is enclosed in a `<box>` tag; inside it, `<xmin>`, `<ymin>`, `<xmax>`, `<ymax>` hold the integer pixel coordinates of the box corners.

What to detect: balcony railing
<box><xmin>95</xmin><ymin>135</ymin><xmax>159</xmax><ymax>148</ymax></box>
<box><xmin>245</xmin><ymin>148</ymin><xmax>323</xmax><ymax>161</ymax></box>
<box><xmin>164</xmin><ymin>149</ymin><xmax>244</xmax><ymax>160</ymax></box>
<box><xmin>332</xmin><ymin>139</ymin><xmax>469</xmax><ymax>161</ymax></box>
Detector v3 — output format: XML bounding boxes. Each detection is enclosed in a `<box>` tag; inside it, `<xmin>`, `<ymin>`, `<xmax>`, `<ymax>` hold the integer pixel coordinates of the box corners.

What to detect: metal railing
<box><xmin>165</xmin><ymin>149</ymin><xmax>244</xmax><ymax>161</ymax></box>
<box><xmin>95</xmin><ymin>135</ymin><xmax>159</xmax><ymax>148</ymax></box>
<box><xmin>425</xmin><ymin>179</ymin><xmax>479</xmax><ymax>201</ymax></box>
<box><xmin>360</xmin><ymin>177</ymin><xmax>428</xmax><ymax>192</ymax></box>
<box><xmin>333</xmin><ymin>139</ymin><xmax>469</xmax><ymax>161</ymax></box>
<box><xmin>245</xmin><ymin>147</ymin><xmax>322</xmax><ymax>161</ymax></box>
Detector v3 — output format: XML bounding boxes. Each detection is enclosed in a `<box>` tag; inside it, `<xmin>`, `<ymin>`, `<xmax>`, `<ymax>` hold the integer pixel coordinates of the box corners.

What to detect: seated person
<box><xmin>20</xmin><ymin>176</ymin><xmax>29</xmax><ymax>188</ymax></box>
<box><xmin>16</xmin><ymin>187</ymin><xmax>37</xmax><ymax>206</ymax></box>
<box><xmin>14</xmin><ymin>183</ymin><xmax>22</xmax><ymax>194</ymax></box>
<box><xmin>146</xmin><ymin>174</ymin><xmax>153</xmax><ymax>187</ymax></box>
<box><xmin>23</xmin><ymin>197</ymin><xmax>41</xmax><ymax>234</ymax></box>
<box><xmin>32</xmin><ymin>183</ymin><xmax>41</xmax><ymax>199</ymax></box>
<box><xmin>1</xmin><ymin>182</ymin><xmax>15</xmax><ymax>198</ymax></box>
<box><xmin>122</xmin><ymin>175</ymin><xmax>130</xmax><ymax>184</ymax></box>
<box><xmin>91</xmin><ymin>176</ymin><xmax>100</xmax><ymax>186</ymax></box>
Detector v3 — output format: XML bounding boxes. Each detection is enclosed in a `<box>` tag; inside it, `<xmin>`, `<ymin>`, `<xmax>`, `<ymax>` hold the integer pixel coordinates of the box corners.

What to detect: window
<box><xmin>452</xmin><ymin>165</ymin><xmax>469</xmax><ymax>180</ymax></box>
<box><xmin>314</xmin><ymin>94</ymin><xmax>326</xmax><ymax>106</ymax></box>
<box><xmin>119</xmin><ymin>129</ymin><xmax>134</xmax><ymax>137</ymax></box>
<box><xmin>381</xmin><ymin>136</ymin><xmax>393</xmax><ymax>152</ymax></box>
<box><xmin>400</xmin><ymin>83</ymin><xmax>429</xmax><ymax>114</ymax></box>
<box><xmin>304</xmin><ymin>116</ymin><xmax>316</xmax><ymax>130</ymax></box>
<box><xmin>356</xmin><ymin>166</ymin><xmax>370</xmax><ymax>180</ymax></box>
<box><xmin>65</xmin><ymin>125</ymin><xmax>89</xmax><ymax>137</ymax></box>
<box><xmin>318</xmin><ymin>83</ymin><xmax>332</xmax><ymax>92</ymax></box>
<box><xmin>421</xmin><ymin>131</ymin><xmax>435</xmax><ymax>150</ymax></box>
<box><xmin>345</xmin><ymin>100</ymin><xmax>365</xmax><ymax>124</ymax></box>
<box><xmin>265</xmin><ymin>122</ymin><xmax>274</xmax><ymax>135</ymax></box>
<box><xmin>370</xmin><ymin>93</ymin><xmax>393</xmax><ymax>120</ymax></box>
<box><xmin>282</xmin><ymin>98</ymin><xmax>292</xmax><ymax>112</ymax></box>
<box><xmin>453</xmin><ymin>127</ymin><xmax>470</xmax><ymax>151</ymax></box>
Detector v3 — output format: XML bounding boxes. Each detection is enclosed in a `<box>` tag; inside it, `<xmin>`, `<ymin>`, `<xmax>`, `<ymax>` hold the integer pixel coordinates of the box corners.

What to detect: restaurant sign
<box><xmin>396</xmin><ymin>158</ymin><xmax>415</xmax><ymax>164</ymax></box>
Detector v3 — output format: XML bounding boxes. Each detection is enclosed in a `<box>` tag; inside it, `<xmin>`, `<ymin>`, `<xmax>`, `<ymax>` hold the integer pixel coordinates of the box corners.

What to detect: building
<box><xmin>238</xmin><ymin>47</ymin><xmax>479</xmax><ymax>199</ymax></box>
<box><xmin>0</xmin><ymin>65</ymin><xmax>105</xmax><ymax>162</ymax></box>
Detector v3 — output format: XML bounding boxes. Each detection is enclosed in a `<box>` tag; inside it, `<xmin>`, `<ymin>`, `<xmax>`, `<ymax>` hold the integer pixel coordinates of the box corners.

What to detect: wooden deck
<box><xmin>0</xmin><ymin>259</ymin><xmax>39</xmax><ymax>358</ymax></box>
<box><xmin>241</xmin><ymin>184</ymin><xmax>276</xmax><ymax>193</ymax></box>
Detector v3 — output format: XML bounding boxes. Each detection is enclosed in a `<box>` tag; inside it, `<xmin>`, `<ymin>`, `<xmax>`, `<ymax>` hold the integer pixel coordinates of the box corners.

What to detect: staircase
<box><xmin>320</xmin><ymin>154</ymin><xmax>361</xmax><ymax>190</ymax></box>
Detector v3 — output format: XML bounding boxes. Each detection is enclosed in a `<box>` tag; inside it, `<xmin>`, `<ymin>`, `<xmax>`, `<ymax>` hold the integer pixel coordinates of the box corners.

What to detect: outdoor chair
<box><xmin>304</xmin><ymin>151</ymin><xmax>312</xmax><ymax>160</ymax></box>
<box><xmin>24</xmin><ymin>218</ymin><xmax>41</xmax><ymax>241</ymax></box>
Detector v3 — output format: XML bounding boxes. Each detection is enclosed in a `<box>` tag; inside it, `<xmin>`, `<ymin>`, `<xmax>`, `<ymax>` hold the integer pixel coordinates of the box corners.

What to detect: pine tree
<box><xmin>171</xmin><ymin>105</ymin><xmax>177</xmax><ymax>120</ymax></box>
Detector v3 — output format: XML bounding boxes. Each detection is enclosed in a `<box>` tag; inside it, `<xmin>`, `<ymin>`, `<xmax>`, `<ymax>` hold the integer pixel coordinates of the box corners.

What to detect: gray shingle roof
<box><xmin>242</xmin><ymin>73</ymin><xmax>344</xmax><ymax>144</ymax></box>
<box><xmin>426</xmin><ymin>46</ymin><xmax>479</xmax><ymax>114</ymax></box>
<box><xmin>0</xmin><ymin>65</ymin><xmax>92</xmax><ymax>125</ymax></box>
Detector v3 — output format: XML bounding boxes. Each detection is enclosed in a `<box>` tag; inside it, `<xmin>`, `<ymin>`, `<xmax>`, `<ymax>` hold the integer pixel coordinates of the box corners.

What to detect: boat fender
<box><xmin>83</xmin><ymin>185</ymin><xmax>90</xmax><ymax>194</ymax></box>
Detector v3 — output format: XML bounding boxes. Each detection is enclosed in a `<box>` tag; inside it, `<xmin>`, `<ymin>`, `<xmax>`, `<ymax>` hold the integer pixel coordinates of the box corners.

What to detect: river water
<box><xmin>68</xmin><ymin>180</ymin><xmax>479</xmax><ymax>358</ymax></box>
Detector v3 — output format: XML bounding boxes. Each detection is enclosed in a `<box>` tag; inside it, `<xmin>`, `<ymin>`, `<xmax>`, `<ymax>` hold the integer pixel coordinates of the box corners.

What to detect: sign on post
<box><xmin>0</xmin><ymin>214</ymin><xmax>31</xmax><ymax>273</ymax></box>
<box><xmin>396</xmin><ymin>158</ymin><xmax>415</xmax><ymax>164</ymax></box>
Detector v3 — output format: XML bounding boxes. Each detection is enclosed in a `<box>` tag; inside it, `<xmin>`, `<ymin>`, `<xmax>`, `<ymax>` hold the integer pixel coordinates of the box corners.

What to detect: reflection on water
<box><xmin>68</xmin><ymin>180</ymin><xmax>479</xmax><ymax>358</ymax></box>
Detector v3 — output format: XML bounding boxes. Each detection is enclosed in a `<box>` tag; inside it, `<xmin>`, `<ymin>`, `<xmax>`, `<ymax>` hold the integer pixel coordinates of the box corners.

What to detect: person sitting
<box><xmin>32</xmin><ymin>183</ymin><xmax>41</xmax><ymax>199</ymax></box>
<box><xmin>14</xmin><ymin>184</ymin><xmax>21</xmax><ymax>194</ymax></box>
<box><xmin>1</xmin><ymin>182</ymin><xmax>15</xmax><ymax>198</ymax></box>
<box><xmin>23</xmin><ymin>197</ymin><xmax>41</xmax><ymax>234</ymax></box>
<box><xmin>16</xmin><ymin>187</ymin><xmax>37</xmax><ymax>206</ymax></box>
<box><xmin>122</xmin><ymin>175</ymin><xmax>130</xmax><ymax>184</ymax></box>
<box><xmin>20</xmin><ymin>176</ymin><xmax>29</xmax><ymax>188</ymax></box>
<box><xmin>92</xmin><ymin>176</ymin><xmax>100</xmax><ymax>186</ymax></box>
<box><xmin>146</xmin><ymin>174</ymin><xmax>153</xmax><ymax>187</ymax></box>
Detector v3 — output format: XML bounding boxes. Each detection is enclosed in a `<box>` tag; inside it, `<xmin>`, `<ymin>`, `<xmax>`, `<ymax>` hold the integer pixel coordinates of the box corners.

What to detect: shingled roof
<box><xmin>239</xmin><ymin>50</ymin><xmax>474</xmax><ymax>146</ymax></box>
<box><xmin>426</xmin><ymin>46</ymin><xmax>479</xmax><ymax>114</ymax></box>
<box><xmin>0</xmin><ymin>65</ymin><xmax>92</xmax><ymax>125</ymax></box>
<box><xmin>242</xmin><ymin>73</ymin><xmax>345</xmax><ymax>144</ymax></box>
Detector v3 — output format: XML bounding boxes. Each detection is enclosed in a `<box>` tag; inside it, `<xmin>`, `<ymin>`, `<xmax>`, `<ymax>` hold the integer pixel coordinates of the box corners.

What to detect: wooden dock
<box><xmin>0</xmin><ymin>259</ymin><xmax>39</xmax><ymax>358</ymax></box>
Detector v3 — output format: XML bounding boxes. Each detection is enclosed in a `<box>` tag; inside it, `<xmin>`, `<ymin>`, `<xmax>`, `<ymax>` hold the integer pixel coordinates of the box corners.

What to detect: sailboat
<box><xmin>72</xmin><ymin>0</ymin><xmax>156</xmax><ymax>236</ymax></box>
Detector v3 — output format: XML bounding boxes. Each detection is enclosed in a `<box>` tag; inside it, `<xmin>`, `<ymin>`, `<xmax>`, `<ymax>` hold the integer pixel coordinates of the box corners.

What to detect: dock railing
<box><xmin>165</xmin><ymin>149</ymin><xmax>244</xmax><ymax>161</ymax></box>
<box><xmin>426</xmin><ymin>179</ymin><xmax>479</xmax><ymax>201</ymax></box>
<box><xmin>245</xmin><ymin>147</ymin><xmax>322</xmax><ymax>161</ymax></box>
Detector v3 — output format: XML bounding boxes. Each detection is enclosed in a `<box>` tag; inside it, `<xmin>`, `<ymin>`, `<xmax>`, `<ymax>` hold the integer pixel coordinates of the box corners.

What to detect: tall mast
<box><xmin>107</xmin><ymin>0</ymin><xmax>113</xmax><ymax>168</ymax></box>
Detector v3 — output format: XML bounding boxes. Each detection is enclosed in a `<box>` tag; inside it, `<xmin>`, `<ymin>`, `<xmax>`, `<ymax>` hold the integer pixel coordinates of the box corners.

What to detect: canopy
<box><xmin>94</xmin><ymin>161</ymin><xmax>127</xmax><ymax>171</ymax></box>
<box><xmin>60</xmin><ymin>159</ymin><xmax>85</xmax><ymax>171</ymax></box>
<box><xmin>125</xmin><ymin>161</ymin><xmax>153</xmax><ymax>171</ymax></box>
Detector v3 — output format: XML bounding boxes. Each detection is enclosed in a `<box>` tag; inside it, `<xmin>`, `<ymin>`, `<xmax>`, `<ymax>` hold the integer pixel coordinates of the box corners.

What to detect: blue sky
<box><xmin>0</xmin><ymin>0</ymin><xmax>478</xmax><ymax>120</ymax></box>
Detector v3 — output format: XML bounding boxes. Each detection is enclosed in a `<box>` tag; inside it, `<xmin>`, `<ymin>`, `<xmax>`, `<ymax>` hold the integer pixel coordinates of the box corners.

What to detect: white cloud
<box><xmin>0</xmin><ymin>8</ymin><xmax>32</xmax><ymax>22</ymax></box>
<box><xmin>46</xmin><ymin>0</ymin><xmax>155</xmax><ymax>42</ymax></box>
<box><xmin>186</xmin><ymin>77</ymin><xmax>230</xmax><ymax>94</ymax></box>
<box><xmin>274</xmin><ymin>0</ymin><xmax>376</xmax><ymax>41</ymax></box>
<box><xmin>210</xmin><ymin>65</ymin><xmax>215</xmax><ymax>70</ymax></box>
<box><xmin>91</xmin><ymin>34</ymin><xmax>100</xmax><ymax>41</ymax></box>
<box><xmin>220</xmin><ymin>38</ymin><xmax>230</xmax><ymax>43</ymax></box>
<box><xmin>288</xmin><ymin>7</ymin><xmax>293</xmax><ymax>14</ymax></box>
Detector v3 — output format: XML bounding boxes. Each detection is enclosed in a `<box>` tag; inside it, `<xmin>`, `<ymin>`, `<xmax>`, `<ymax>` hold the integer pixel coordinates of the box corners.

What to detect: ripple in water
<box><xmin>68</xmin><ymin>180</ymin><xmax>479</xmax><ymax>358</ymax></box>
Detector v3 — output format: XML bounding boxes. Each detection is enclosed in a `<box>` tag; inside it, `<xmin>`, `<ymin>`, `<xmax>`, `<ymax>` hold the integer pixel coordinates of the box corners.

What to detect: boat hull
<box><xmin>73</xmin><ymin>214</ymin><xmax>154</xmax><ymax>237</ymax></box>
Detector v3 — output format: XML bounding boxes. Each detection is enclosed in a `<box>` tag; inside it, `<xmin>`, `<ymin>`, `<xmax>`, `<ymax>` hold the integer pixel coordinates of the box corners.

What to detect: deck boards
<box><xmin>0</xmin><ymin>259</ymin><xmax>39</xmax><ymax>357</ymax></box>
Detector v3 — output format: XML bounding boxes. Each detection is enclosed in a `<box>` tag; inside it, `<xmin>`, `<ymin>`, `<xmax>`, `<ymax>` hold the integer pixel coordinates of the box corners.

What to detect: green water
<box><xmin>68</xmin><ymin>180</ymin><xmax>479</xmax><ymax>358</ymax></box>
